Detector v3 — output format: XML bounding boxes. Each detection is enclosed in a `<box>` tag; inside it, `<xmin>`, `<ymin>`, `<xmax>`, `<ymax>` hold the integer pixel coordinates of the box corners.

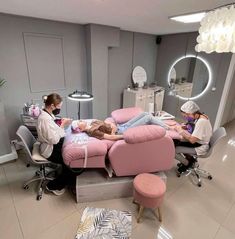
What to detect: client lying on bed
<box><xmin>72</xmin><ymin>112</ymin><xmax>169</xmax><ymax>141</ymax></box>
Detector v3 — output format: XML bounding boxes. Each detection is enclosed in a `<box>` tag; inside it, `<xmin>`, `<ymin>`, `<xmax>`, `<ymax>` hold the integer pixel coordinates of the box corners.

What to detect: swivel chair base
<box><xmin>176</xmin><ymin>162</ymin><xmax>213</xmax><ymax>187</ymax></box>
<box><xmin>23</xmin><ymin>164</ymin><xmax>56</xmax><ymax>200</ymax></box>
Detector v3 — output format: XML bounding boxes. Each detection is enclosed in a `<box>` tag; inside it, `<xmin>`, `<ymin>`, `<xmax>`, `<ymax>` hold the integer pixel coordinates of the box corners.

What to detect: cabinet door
<box><xmin>144</xmin><ymin>91</ymin><xmax>154</xmax><ymax>112</ymax></box>
<box><xmin>155</xmin><ymin>90</ymin><xmax>164</xmax><ymax>111</ymax></box>
<box><xmin>136</xmin><ymin>92</ymin><xmax>146</xmax><ymax>111</ymax></box>
<box><xmin>123</xmin><ymin>90</ymin><xmax>136</xmax><ymax>108</ymax></box>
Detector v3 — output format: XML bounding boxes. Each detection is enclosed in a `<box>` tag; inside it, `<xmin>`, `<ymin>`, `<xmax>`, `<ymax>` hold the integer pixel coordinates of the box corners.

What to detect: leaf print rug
<box><xmin>75</xmin><ymin>207</ymin><xmax>132</xmax><ymax>239</ymax></box>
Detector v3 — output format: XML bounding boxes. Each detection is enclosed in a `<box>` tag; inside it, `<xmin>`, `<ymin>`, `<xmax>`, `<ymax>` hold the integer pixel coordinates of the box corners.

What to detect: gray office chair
<box><xmin>16</xmin><ymin>125</ymin><xmax>56</xmax><ymax>200</ymax></box>
<box><xmin>176</xmin><ymin>127</ymin><xmax>227</xmax><ymax>187</ymax></box>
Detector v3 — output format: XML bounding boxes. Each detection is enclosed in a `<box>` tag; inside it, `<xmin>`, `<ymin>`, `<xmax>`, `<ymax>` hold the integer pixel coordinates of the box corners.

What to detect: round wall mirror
<box><xmin>132</xmin><ymin>66</ymin><xmax>147</xmax><ymax>87</ymax></box>
<box><xmin>168</xmin><ymin>55</ymin><xmax>212</xmax><ymax>100</ymax></box>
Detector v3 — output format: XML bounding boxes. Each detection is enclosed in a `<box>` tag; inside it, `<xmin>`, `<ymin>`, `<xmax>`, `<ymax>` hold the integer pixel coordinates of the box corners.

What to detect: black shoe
<box><xmin>177</xmin><ymin>164</ymin><xmax>188</xmax><ymax>174</ymax></box>
<box><xmin>46</xmin><ymin>186</ymin><xmax>66</xmax><ymax>196</ymax></box>
<box><xmin>187</xmin><ymin>158</ymin><xmax>197</xmax><ymax>169</ymax></box>
<box><xmin>177</xmin><ymin>162</ymin><xmax>183</xmax><ymax>167</ymax></box>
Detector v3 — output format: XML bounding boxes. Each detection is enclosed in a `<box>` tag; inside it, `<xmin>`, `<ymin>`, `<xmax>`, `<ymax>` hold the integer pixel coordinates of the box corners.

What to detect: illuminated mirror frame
<box><xmin>167</xmin><ymin>55</ymin><xmax>212</xmax><ymax>100</ymax></box>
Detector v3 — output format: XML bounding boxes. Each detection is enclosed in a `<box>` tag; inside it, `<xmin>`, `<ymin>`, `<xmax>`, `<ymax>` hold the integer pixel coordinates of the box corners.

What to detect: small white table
<box><xmin>154</xmin><ymin>111</ymin><xmax>175</xmax><ymax>120</ymax></box>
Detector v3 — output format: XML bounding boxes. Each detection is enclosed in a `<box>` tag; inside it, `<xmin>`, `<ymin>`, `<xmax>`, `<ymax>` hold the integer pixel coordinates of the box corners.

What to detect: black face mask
<box><xmin>52</xmin><ymin>108</ymin><xmax>61</xmax><ymax>115</ymax></box>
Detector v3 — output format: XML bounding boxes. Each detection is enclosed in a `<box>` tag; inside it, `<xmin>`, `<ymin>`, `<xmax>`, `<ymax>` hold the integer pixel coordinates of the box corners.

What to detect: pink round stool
<box><xmin>133</xmin><ymin>173</ymin><xmax>166</xmax><ymax>223</ymax></box>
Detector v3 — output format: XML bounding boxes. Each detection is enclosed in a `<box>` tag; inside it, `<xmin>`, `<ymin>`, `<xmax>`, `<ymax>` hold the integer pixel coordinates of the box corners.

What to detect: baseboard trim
<box><xmin>0</xmin><ymin>144</ymin><xmax>18</xmax><ymax>164</ymax></box>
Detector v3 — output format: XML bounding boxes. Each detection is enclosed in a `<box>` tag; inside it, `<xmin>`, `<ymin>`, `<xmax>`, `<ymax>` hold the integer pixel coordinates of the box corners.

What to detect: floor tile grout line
<box><xmin>164</xmin><ymin>180</ymin><xmax>232</xmax><ymax>227</ymax></box>
<box><xmin>3</xmin><ymin>157</ymin><xmax>80</xmax><ymax>239</ymax></box>
<box><xmin>3</xmin><ymin>165</ymin><xmax>25</xmax><ymax>239</ymax></box>
<box><xmin>213</xmin><ymin>225</ymin><xmax>222</xmax><ymax>239</ymax></box>
<box><xmin>24</xmin><ymin>197</ymin><xmax>78</xmax><ymax>239</ymax></box>
<box><xmin>165</xmin><ymin>178</ymin><xmax>188</xmax><ymax>200</ymax></box>
<box><xmin>220</xmin><ymin>200</ymin><xmax>235</xmax><ymax>235</ymax></box>
<box><xmin>35</xmin><ymin>208</ymin><xmax>81</xmax><ymax>238</ymax></box>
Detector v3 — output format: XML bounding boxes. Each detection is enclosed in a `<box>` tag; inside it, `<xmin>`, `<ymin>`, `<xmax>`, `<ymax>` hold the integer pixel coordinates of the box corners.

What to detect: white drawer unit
<box><xmin>123</xmin><ymin>87</ymin><xmax>165</xmax><ymax>112</ymax></box>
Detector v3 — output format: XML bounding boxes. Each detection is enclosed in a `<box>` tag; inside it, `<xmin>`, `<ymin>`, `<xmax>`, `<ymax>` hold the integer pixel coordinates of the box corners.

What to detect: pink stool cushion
<box><xmin>111</xmin><ymin>107</ymin><xmax>143</xmax><ymax>124</ymax></box>
<box><xmin>133</xmin><ymin>173</ymin><xmax>166</xmax><ymax>198</ymax></box>
<box><xmin>124</xmin><ymin>125</ymin><xmax>166</xmax><ymax>144</ymax></box>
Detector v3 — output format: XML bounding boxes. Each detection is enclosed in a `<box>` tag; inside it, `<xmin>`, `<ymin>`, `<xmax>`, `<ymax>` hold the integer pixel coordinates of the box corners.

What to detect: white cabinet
<box><xmin>123</xmin><ymin>87</ymin><xmax>165</xmax><ymax>112</ymax></box>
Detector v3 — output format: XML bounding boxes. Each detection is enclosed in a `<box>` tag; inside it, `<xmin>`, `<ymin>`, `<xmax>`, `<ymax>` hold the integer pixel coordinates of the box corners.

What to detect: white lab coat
<box><xmin>37</xmin><ymin>110</ymin><xmax>65</xmax><ymax>158</ymax></box>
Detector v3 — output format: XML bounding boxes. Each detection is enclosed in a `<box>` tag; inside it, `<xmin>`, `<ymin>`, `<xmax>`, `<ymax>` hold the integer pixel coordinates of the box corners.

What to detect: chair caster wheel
<box><xmin>177</xmin><ymin>173</ymin><xmax>181</xmax><ymax>177</ymax></box>
<box><xmin>23</xmin><ymin>185</ymin><xmax>29</xmax><ymax>190</ymax></box>
<box><xmin>37</xmin><ymin>195</ymin><xmax>42</xmax><ymax>201</ymax></box>
<box><xmin>197</xmin><ymin>183</ymin><xmax>202</xmax><ymax>187</ymax></box>
<box><xmin>208</xmin><ymin>175</ymin><xmax>212</xmax><ymax>180</ymax></box>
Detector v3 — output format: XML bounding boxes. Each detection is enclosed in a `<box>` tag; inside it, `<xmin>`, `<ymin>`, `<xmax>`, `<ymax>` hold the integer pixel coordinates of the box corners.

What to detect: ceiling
<box><xmin>0</xmin><ymin>0</ymin><xmax>233</xmax><ymax>35</ymax></box>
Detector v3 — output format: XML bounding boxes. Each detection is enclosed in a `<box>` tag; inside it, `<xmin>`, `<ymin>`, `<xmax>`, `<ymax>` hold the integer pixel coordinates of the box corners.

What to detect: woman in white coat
<box><xmin>37</xmin><ymin>93</ymin><xmax>74</xmax><ymax>195</ymax></box>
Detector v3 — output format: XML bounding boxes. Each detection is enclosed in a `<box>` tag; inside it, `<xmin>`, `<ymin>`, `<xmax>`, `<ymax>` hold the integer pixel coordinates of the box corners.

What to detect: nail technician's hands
<box><xmin>61</xmin><ymin>118</ymin><xmax>72</xmax><ymax>127</ymax></box>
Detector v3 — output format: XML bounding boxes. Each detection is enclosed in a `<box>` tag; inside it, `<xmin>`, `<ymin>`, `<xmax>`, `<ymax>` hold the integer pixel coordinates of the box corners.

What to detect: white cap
<box><xmin>71</xmin><ymin>120</ymin><xmax>80</xmax><ymax>132</ymax></box>
<box><xmin>180</xmin><ymin>101</ymin><xmax>200</xmax><ymax>114</ymax></box>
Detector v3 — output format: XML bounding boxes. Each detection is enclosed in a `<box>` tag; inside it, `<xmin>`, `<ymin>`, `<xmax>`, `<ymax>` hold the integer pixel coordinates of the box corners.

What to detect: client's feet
<box><xmin>46</xmin><ymin>185</ymin><xmax>66</xmax><ymax>196</ymax></box>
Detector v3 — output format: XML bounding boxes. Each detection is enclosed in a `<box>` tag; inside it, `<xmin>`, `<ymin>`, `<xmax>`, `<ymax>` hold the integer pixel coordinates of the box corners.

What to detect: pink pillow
<box><xmin>123</xmin><ymin>125</ymin><xmax>166</xmax><ymax>144</ymax></box>
<box><xmin>111</xmin><ymin>107</ymin><xmax>143</xmax><ymax>124</ymax></box>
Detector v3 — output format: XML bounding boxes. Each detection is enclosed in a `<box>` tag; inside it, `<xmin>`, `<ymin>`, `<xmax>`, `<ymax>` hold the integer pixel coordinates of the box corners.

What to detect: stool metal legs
<box><xmin>155</xmin><ymin>207</ymin><xmax>162</xmax><ymax>222</ymax></box>
<box><xmin>137</xmin><ymin>205</ymin><xmax>144</xmax><ymax>223</ymax></box>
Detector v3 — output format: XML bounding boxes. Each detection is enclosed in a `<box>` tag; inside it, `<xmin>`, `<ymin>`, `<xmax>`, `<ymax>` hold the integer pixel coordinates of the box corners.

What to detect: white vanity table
<box><xmin>123</xmin><ymin>87</ymin><xmax>165</xmax><ymax>112</ymax></box>
<box><xmin>123</xmin><ymin>66</ymin><xmax>165</xmax><ymax>112</ymax></box>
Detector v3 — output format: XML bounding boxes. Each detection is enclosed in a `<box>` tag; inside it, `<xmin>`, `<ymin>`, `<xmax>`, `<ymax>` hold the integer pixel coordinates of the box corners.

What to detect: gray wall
<box><xmin>132</xmin><ymin>33</ymin><xmax>157</xmax><ymax>84</ymax></box>
<box><xmin>0</xmin><ymin>13</ymin><xmax>88</xmax><ymax>138</ymax></box>
<box><xmin>85</xmin><ymin>24</ymin><xmax>120</xmax><ymax>119</ymax></box>
<box><xmin>155</xmin><ymin>32</ymin><xmax>232</xmax><ymax>126</ymax></box>
<box><xmin>0</xmin><ymin>103</ymin><xmax>11</xmax><ymax>155</ymax></box>
<box><xmin>0</xmin><ymin>13</ymin><xmax>158</xmax><ymax>139</ymax></box>
<box><xmin>221</xmin><ymin>70</ymin><xmax>235</xmax><ymax>125</ymax></box>
<box><xmin>108</xmin><ymin>31</ymin><xmax>157</xmax><ymax>114</ymax></box>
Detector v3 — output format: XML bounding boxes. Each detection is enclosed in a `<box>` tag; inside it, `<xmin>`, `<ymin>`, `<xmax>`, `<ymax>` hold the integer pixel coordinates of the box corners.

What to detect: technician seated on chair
<box><xmin>37</xmin><ymin>93</ymin><xmax>75</xmax><ymax>196</ymax></box>
<box><xmin>173</xmin><ymin>101</ymin><xmax>212</xmax><ymax>174</ymax></box>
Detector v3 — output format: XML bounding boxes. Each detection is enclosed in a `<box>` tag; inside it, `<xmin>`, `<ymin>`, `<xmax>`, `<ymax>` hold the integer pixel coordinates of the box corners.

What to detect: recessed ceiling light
<box><xmin>169</xmin><ymin>12</ymin><xmax>206</xmax><ymax>23</ymax></box>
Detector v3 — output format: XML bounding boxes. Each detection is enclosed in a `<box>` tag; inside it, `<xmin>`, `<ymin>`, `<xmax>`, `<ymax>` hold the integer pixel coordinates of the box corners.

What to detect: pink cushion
<box><xmin>164</xmin><ymin>120</ymin><xmax>178</xmax><ymax>126</ymax></box>
<box><xmin>111</xmin><ymin>107</ymin><xmax>143</xmax><ymax>124</ymax></box>
<box><xmin>123</xmin><ymin>125</ymin><xmax>166</xmax><ymax>144</ymax></box>
<box><xmin>166</xmin><ymin>130</ymin><xmax>182</xmax><ymax>140</ymax></box>
<box><xmin>101</xmin><ymin>139</ymin><xmax>115</xmax><ymax>149</ymax></box>
<box><xmin>104</xmin><ymin>117</ymin><xmax>116</xmax><ymax>125</ymax></box>
<box><xmin>133</xmin><ymin>173</ymin><xmax>166</xmax><ymax>198</ymax></box>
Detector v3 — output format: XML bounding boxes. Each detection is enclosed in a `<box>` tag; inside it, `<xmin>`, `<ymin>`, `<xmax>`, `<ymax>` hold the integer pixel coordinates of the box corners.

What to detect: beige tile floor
<box><xmin>1</xmin><ymin>121</ymin><xmax>235</xmax><ymax>239</ymax></box>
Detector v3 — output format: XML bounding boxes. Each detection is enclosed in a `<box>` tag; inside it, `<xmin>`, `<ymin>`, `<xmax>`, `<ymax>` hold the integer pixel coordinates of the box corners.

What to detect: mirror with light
<box><xmin>168</xmin><ymin>55</ymin><xmax>212</xmax><ymax>100</ymax></box>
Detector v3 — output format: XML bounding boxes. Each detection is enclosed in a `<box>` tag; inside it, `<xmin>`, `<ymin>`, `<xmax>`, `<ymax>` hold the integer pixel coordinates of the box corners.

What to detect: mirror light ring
<box><xmin>168</xmin><ymin>54</ymin><xmax>212</xmax><ymax>100</ymax></box>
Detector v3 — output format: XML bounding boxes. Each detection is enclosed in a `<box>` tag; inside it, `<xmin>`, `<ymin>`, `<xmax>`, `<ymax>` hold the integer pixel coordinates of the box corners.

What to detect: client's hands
<box><xmin>61</xmin><ymin>118</ymin><xmax>72</xmax><ymax>128</ymax></box>
<box><xmin>111</xmin><ymin>124</ymin><xmax>118</xmax><ymax>135</ymax></box>
<box><xmin>173</xmin><ymin>125</ymin><xmax>183</xmax><ymax>132</ymax></box>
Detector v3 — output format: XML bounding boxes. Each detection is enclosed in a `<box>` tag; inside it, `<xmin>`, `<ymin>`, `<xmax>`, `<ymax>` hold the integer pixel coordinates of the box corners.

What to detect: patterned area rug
<box><xmin>75</xmin><ymin>207</ymin><xmax>132</xmax><ymax>239</ymax></box>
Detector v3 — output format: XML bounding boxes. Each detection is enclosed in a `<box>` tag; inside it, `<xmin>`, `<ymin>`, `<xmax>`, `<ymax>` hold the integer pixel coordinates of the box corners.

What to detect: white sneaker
<box><xmin>46</xmin><ymin>186</ymin><xmax>66</xmax><ymax>196</ymax></box>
